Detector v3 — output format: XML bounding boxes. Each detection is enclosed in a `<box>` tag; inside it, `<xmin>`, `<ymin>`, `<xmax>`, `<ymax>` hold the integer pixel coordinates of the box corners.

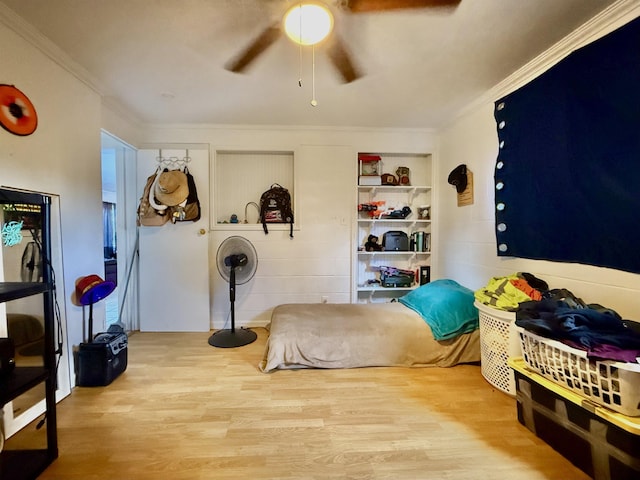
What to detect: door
<box><xmin>137</xmin><ymin>147</ymin><xmax>210</xmax><ymax>331</ymax></box>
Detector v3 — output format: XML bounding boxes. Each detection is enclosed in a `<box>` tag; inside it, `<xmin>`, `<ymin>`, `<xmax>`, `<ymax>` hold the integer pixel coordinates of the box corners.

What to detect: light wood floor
<box><xmin>11</xmin><ymin>328</ymin><xmax>589</xmax><ymax>479</ymax></box>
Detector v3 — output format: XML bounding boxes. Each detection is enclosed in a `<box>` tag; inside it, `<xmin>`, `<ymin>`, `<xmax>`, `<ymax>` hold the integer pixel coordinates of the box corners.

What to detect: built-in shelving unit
<box><xmin>0</xmin><ymin>188</ymin><xmax>58</xmax><ymax>479</ymax></box>
<box><xmin>212</xmin><ymin>150</ymin><xmax>296</xmax><ymax>231</ymax></box>
<box><xmin>353</xmin><ymin>153</ymin><xmax>433</xmax><ymax>303</ymax></box>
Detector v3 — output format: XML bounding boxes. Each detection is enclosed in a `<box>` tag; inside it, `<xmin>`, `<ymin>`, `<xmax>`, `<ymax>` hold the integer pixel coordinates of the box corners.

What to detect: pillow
<box><xmin>399</xmin><ymin>279</ymin><xmax>479</xmax><ymax>340</ymax></box>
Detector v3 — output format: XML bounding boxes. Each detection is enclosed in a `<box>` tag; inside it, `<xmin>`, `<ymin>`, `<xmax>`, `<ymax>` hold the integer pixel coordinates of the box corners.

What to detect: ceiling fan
<box><xmin>225</xmin><ymin>0</ymin><xmax>461</xmax><ymax>84</ymax></box>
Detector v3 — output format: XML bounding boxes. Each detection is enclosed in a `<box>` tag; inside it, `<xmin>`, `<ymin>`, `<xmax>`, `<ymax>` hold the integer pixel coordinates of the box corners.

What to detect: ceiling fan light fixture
<box><xmin>283</xmin><ymin>3</ymin><xmax>334</xmax><ymax>46</ymax></box>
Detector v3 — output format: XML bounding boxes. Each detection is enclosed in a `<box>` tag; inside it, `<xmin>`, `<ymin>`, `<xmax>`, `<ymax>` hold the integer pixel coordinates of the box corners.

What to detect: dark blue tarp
<box><xmin>493</xmin><ymin>16</ymin><xmax>640</xmax><ymax>274</ymax></box>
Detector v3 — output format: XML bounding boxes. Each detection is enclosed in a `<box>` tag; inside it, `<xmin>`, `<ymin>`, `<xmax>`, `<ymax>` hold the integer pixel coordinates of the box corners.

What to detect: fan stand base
<box><xmin>208</xmin><ymin>327</ymin><xmax>257</xmax><ymax>348</ymax></box>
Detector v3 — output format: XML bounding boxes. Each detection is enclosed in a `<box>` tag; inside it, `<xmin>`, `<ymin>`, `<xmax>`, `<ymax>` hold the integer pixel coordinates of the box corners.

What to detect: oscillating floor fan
<box><xmin>208</xmin><ymin>236</ymin><xmax>258</xmax><ymax>348</ymax></box>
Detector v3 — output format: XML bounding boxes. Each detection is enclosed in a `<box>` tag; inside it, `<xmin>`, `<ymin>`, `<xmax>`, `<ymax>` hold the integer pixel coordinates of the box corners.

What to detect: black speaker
<box><xmin>76</xmin><ymin>331</ymin><xmax>127</xmax><ymax>387</ymax></box>
<box><xmin>382</xmin><ymin>231</ymin><xmax>409</xmax><ymax>251</ymax></box>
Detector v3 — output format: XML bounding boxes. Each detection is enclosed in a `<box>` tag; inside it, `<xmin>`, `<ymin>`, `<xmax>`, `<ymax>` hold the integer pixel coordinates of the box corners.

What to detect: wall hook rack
<box><xmin>156</xmin><ymin>149</ymin><xmax>191</xmax><ymax>170</ymax></box>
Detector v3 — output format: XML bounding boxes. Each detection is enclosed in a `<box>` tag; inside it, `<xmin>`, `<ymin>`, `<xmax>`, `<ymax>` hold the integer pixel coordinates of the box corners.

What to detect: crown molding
<box><xmin>101</xmin><ymin>95</ymin><xmax>144</xmax><ymax>128</ymax></box>
<box><xmin>1</xmin><ymin>3</ymin><xmax>145</xmax><ymax>128</ymax></box>
<box><xmin>490</xmin><ymin>0</ymin><xmax>640</xmax><ymax>100</ymax></box>
<box><xmin>447</xmin><ymin>0</ymin><xmax>640</xmax><ymax>129</ymax></box>
<box><xmin>0</xmin><ymin>3</ymin><xmax>105</xmax><ymax>94</ymax></box>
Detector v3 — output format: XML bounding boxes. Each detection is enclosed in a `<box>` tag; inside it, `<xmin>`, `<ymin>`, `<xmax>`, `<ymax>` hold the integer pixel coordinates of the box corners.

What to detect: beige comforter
<box><xmin>259</xmin><ymin>302</ymin><xmax>480</xmax><ymax>372</ymax></box>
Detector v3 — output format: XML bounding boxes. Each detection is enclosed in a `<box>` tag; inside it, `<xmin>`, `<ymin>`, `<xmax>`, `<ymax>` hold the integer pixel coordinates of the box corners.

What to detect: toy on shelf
<box><xmin>364</xmin><ymin>234</ymin><xmax>383</xmax><ymax>252</ymax></box>
<box><xmin>358</xmin><ymin>201</ymin><xmax>385</xmax><ymax>218</ymax></box>
<box><xmin>378</xmin><ymin>206</ymin><xmax>412</xmax><ymax>220</ymax></box>
<box><xmin>358</xmin><ymin>154</ymin><xmax>382</xmax><ymax>186</ymax></box>
<box><xmin>378</xmin><ymin>266</ymin><xmax>415</xmax><ymax>288</ymax></box>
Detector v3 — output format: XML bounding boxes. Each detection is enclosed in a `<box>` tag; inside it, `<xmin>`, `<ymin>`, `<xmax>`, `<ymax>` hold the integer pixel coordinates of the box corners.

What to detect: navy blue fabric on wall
<box><xmin>494</xmin><ymin>16</ymin><xmax>640</xmax><ymax>274</ymax></box>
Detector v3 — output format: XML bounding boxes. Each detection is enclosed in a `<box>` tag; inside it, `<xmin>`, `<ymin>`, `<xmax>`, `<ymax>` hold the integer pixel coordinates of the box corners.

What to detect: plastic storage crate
<box><xmin>510</xmin><ymin>358</ymin><xmax>640</xmax><ymax>480</ymax></box>
<box><xmin>475</xmin><ymin>301</ymin><xmax>522</xmax><ymax>395</ymax></box>
<box><xmin>517</xmin><ymin>326</ymin><xmax>640</xmax><ymax>417</ymax></box>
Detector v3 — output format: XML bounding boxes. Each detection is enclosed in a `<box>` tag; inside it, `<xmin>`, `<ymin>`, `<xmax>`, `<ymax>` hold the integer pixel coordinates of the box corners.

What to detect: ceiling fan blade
<box><xmin>327</xmin><ymin>36</ymin><xmax>362</xmax><ymax>84</ymax></box>
<box><xmin>346</xmin><ymin>0</ymin><xmax>461</xmax><ymax>13</ymax></box>
<box><xmin>225</xmin><ymin>24</ymin><xmax>281</xmax><ymax>73</ymax></box>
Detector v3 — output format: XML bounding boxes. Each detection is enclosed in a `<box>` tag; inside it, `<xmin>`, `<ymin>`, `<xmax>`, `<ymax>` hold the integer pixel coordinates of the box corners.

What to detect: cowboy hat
<box><xmin>447</xmin><ymin>164</ymin><xmax>468</xmax><ymax>194</ymax></box>
<box><xmin>154</xmin><ymin>170</ymin><xmax>189</xmax><ymax>206</ymax></box>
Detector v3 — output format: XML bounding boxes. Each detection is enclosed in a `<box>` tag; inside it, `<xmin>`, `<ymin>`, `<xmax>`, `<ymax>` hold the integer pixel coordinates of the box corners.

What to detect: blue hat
<box><xmin>73</xmin><ymin>274</ymin><xmax>115</xmax><ymax>306</ymax></box>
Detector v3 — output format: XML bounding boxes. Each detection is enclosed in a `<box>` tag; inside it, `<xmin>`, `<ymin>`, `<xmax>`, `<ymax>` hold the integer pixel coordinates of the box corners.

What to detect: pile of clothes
<box><xmin>474</xmin><ymin>272</ymin><xmax>548</xmax><ymax>310</ymax></box>
<box><xmin>475</xmin><ymin>272</ymin><xmax>640</xmax><ymax>363</ymax></box>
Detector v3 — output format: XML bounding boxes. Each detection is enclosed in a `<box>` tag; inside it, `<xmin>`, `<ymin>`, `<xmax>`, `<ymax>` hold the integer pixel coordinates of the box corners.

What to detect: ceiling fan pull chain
<box><xmin>298</xmin><ymin>42</ymin><xmax>303</xmax><ymax>87</ymax></box>
<box><xmin>311</xmin><ymin>45</ymin><xmax>318</xmax><ymax>107</ymax></box>
<box><xmin>298</xmin><ymin>3</ymin><xmax>303</xmax><ymax>87</ymax></box>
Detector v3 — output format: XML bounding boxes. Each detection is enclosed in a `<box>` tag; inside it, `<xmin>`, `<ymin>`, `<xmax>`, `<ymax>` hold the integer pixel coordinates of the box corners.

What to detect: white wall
<box><xmin>140</xmin><ymin>127</ymin><xmax>436</xmax><ymax>327</ymax></box>
<box><xmin>0</xmin><ymin>22</ymin><xmax>107</xmax><ymax>355</ymax></box>
<box><xmin>436</xmin><ymin>8</ymin><xmax>640</xmax><ymax>320</ymax></box>
<box><xmin>101</xmin><ymin>98</ymin><xmax>143</xmax><ymax>149</ymax></box>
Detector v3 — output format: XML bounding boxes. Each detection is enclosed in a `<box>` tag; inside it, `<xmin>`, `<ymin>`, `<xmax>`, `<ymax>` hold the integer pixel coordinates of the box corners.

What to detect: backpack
<box><xmin>170</xmin><ymin>166</ymin><xmax>201</xmax><ymax>223</ymax></box>
<box><xmin>137</xmin><ymin>169</ymin><xmax>170</xmax><ymax>227</ymax></box>
<box><xmin>260</xmin><ymin>183</ymin><xmax>294</xmax><ymax>238</ymax></box>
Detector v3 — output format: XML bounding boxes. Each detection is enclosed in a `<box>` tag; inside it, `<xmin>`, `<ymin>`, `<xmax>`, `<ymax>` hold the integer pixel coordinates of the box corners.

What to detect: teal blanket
<box><xmin>399</xmin><ymin>279</ymin><xmax>479</xmax><ymax>340</ymax></box>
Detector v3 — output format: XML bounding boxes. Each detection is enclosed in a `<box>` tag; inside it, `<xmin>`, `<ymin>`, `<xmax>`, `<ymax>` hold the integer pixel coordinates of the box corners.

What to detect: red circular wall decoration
<box><xmin>0</xmin><ymin>84</ymin><xmax>38</xmax><ymax>136</ymax></box>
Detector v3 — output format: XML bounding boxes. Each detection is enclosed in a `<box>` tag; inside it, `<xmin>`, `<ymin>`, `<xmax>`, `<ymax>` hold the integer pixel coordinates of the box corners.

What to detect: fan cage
<box><xmin>216</xmin><ymin>236</ymin><xmax>258</xmax><ymax>285</ymax></box>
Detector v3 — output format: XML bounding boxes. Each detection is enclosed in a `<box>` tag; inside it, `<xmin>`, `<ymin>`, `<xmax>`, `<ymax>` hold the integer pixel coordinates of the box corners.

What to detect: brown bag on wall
<box><xmin>137</xmin><ymin>170</ymin><xmax>170</xmax><ymax>227</ymax></box>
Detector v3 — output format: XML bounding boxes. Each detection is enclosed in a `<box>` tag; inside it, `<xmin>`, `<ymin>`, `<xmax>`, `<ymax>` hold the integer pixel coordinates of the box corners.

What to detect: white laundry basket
<box><xmin>517</xmin><ymin>326</ymin><xmax>640</xmax><ymax>416</ymax></box>
<box><xmin>475</xmin><ymin>301</ymin><xmax>522</xmax><ymax>395</ymax></box>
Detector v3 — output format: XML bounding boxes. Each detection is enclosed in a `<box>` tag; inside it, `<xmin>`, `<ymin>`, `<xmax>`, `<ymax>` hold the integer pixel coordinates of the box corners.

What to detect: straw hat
<box><xmin>154</xmin><ymin>170</ymin><xmax>189</xmax><ymax>206</ymax></box>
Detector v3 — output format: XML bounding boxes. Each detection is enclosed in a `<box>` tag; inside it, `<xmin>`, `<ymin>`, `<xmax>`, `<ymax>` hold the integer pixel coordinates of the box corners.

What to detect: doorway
<box><xmin>100</xmin><ymin>131</ymin><xmax>139</xmax><ymax>331</ymax></box>
<box><xmin>101</xmin><ymin>147</ymin><xmax>118</xmax><ymax>325</ymax></box>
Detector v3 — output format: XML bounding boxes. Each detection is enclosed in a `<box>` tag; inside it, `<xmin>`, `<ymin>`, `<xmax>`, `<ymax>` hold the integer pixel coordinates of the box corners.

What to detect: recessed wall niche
<box><xmin>212</xmin><ymin>150</ymin><xmax>295</xmax><ymax>229</ymax></box>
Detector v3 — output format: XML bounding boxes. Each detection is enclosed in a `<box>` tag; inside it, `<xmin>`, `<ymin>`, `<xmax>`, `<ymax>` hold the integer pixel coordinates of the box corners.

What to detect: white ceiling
<box><xmin>0</xmin><ymin>0</ymin><xmax>621</xmax><ymax>129</ymax></box>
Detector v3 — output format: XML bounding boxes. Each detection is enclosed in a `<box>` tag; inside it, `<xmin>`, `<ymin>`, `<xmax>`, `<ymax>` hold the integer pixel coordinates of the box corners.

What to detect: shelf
<box><xmin>357</xmin><ymin>251</ymin><xmax>431</xmax><ymax>255</ymax></box>
<box><xmin>1</xmin><ymin>187</ymin><xmax>57</xmax><ymax>478</ymax></box>
<box><xmin>357</xmin><ymin>286</ymin><xmax>416</xmax><ymax>292</ymax></box>
<box><xmin>0</xmin><ymin>283</ymin><xmax>50</xmax><ymax>303</ymax></box>
<box><xmin>357</xmin><ymin>185</ymin><xmax>431</xmax><ymax>192</ymax></box>
<box><xmin>357</xmin><ymin>219</ymin><xmax>431</xmax><ymax>224</ymax></box>
<box><xmin>212</xmin><ymin>223</ymin><xmax>298</xmax><ymax>233</ymax></box>
<box><xmin>0</xmin><ymin>367</ymin><xmax>49</xmax><ymax>406</ymax></box>
<box><xmin>353</xmin><ymin>152</ymin><xmax>433</xmax><ymax>303</ymax></box>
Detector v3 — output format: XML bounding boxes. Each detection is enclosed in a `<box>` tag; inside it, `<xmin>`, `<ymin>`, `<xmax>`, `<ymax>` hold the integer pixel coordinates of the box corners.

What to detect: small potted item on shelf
<box><xmin>358</xmin><ymin>153</ymin><xmax>382</xmax><ymax>185</ymax></box>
